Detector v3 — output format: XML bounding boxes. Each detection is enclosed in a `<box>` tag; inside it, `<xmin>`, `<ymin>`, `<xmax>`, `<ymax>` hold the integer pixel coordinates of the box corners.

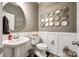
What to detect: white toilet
<box><xmin>35</xmin><ymin>43</ymin><xmax>47</xmax><ymax>57</ymax></box>
<box><xmin>30</xmin><ymin>32</ymin><xmax>47</xmax><ymax>57</ymax></box>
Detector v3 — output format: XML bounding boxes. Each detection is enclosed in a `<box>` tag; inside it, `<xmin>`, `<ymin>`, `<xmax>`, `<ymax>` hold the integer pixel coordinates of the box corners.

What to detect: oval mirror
<box><xmin>45</xmin><ymin>18</ymin><xmax>49</xmax><ymax>22</ymax></box>
<box><xmin>3</xmin><ymin>2</ymin><xmax>26</xmax><ymax>32</ymax></box>
<box><xmin>61</xmin><ymin>21</ymin><xmax>69</xmax><ymax>27</ymax></box>
<box><xmin>54</xmin><ymin>9</ymin><xmax>61</xmax><ymax>15</ymax></box>
<box><xmin>54</xmin><ymin>15</ymin><xmax>61</xmax><ymax>21</ymax></box>
<box><xmin>45</xmin><ymin>22</ymin><xmax>49</xmax><ymax>27</ymax></box>
<box><xmin>41</xmin><ymin>18</ymin><xmax>45</xmax><ymax>23</ymax></box>
<box><xmin>49</xmin><ymin>22</ymin><xmax>54</xmax><ymax>26</ymax></box>
<box><xmin>54</xmin><ymin>22</ymin><xmax>60</xmax><ymax>27</ymax></box>
<box><xmin>61</xmin><ymin>6</ymin><xmax>69</xmax><ymax>14</ymax></box>
<box><xmin>49</xmin><ymin>17</ymin><xmax>54</xmax><ymax>21</ymax></box>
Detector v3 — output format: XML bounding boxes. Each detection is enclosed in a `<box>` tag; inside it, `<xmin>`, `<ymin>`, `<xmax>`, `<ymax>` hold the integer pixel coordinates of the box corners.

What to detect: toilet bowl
<box><xmin>35</xmin><ymin>43</ymin><xmax>47</xmax><ymax>57</ymax></box>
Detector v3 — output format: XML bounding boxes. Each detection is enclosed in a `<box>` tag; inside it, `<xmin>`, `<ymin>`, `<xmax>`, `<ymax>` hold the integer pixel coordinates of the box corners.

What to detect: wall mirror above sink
<box><xmin>3</xmin><ymin>2</ymin><xmax>26</xmax><ymax>33</ymax></box>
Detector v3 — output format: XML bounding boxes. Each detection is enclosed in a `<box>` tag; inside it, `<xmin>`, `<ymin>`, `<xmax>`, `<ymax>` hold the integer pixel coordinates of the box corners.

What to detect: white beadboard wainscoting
<box><xmin>39</xmin><ymin>32</ymin><xmax>77</xmax><ymax>56</ymax></box>
<box><xmin>8</xmin><ymin>32</ymin><xmax>77</xmax><ymax>57</ymax></box>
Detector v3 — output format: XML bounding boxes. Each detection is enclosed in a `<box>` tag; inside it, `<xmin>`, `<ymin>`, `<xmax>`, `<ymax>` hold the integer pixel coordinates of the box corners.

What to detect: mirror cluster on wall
<box><xmin>40</xmin><ymin>6</ymin><xmax>70</xmax><ymax>28</ymax></box>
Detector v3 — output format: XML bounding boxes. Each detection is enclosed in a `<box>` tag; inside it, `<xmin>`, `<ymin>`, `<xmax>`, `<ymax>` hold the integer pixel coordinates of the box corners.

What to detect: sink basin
<box><xmin>3</xmin><ymin>37</ymin><xmax>30</xmax><ymax>48</ymax></box>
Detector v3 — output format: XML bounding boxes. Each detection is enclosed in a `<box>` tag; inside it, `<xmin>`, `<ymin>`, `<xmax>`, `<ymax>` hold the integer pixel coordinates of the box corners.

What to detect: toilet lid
<box><xmin>36</xmin><ymin>43</ymin><xmax>47</xmax><ymax>48</ymax></box>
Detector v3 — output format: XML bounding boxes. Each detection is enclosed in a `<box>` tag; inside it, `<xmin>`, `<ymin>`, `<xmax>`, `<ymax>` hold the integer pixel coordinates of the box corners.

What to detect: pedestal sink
<box><xmin>3</xmin><ymin>37</ymin><xmax>30</xmax><ymax>57</ymax></box>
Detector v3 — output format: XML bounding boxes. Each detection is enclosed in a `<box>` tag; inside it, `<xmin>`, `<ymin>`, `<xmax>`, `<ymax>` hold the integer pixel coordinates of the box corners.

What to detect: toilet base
<box><xmin>35</xmin><ymin>51</ymin><xmax>47</xmax><ymax>57</ymax></box>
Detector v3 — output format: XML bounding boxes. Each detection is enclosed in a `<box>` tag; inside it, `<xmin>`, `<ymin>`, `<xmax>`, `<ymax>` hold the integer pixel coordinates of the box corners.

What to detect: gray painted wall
<box><xmin>22</xmin><ymin>2</ymin><xmax>39</xmax><ymax>32</ymax></box>
<box><xmin>39</xmin><ymin>2</ymin><xmax>77</xmax><ymax>32</ymax></box>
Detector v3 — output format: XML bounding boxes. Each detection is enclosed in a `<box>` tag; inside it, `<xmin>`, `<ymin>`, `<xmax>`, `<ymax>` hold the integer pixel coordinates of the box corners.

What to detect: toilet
<box><xmin>35</xmin><ymin>43</ymin><xmax>47</xmax><ymax>57</ymax></box>
<box><xmin>30</xmin><ymin>32</ymin><xmax>47</xmax><ymax>57</ymax></box>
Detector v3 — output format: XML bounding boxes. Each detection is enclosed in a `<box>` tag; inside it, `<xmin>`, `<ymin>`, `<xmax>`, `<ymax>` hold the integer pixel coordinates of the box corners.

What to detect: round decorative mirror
<box><xmin>49</xmin><ymin>17</ymin><xmax>54</xmax><ymax>21</ymax></box>
<box><xmin>61</xmin><ymin>21</ymin><xmax>69</xmax><ymax>27</ymax></box>
<box><xmin>41</xmin><ymin>18</ymin><xmax>45</xmax><ymax>23</ymax></box>
<box><xmin>54</xmin><ymin>9</ymin><xmax>61</xmax><ymax>15</ymax></box>
<box><xmin>61</xmin><ymin>6</ymin><xmax>69</xmax><ymax>14</ymax></box>
<box><xmin>49</xmin><ymin>22</ymin><xmax>54</xmax><ymax>26</ymax></box>
<box><xmin>54</xmin><ymin>22</ymin><xmax>60</xmax><ymax>27</ymax></box>
<box><xmin>3</xmin><ymin>2</ymin><xmax>26</xmax><ymax>32</ymax></box>
<box><xmin>45</xmin><ymin>23</ymin><xmax>49</xmax><ymax>27</ymax></box>
<box><xmin>54</xmin><ymin>15</ymin><xmax>61</xmax><ymax>21</ymax></box>
<box><xmin>45</xmin><ymin>18</ymin><xmax>49</xmax><ymax>22</ymax></box>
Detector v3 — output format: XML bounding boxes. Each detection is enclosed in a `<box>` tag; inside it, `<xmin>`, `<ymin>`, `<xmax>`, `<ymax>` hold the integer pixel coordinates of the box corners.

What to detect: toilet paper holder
<box><xmin>50</xmin><ymin>40</ymin><xmax>55</xmax><ymax>45</ymax></box>
<box><xmin>72</xmin><ymin>41</ymin><xmax>79</xmax><ymax>46</ymax></box>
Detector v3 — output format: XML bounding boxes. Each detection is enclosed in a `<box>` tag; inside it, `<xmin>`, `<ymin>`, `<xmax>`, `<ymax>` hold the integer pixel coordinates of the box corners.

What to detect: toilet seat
<box><xmin>36</xmin><ymin>43</ymin><xmax>47</xmax><ymax>50</ymax></box>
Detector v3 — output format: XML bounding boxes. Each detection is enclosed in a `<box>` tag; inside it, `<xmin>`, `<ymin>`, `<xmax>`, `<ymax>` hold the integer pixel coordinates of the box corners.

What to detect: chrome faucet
<box><xmin>14</xmin><ymin>33</ymin><xmax>19</xmax><ymax>39</ymax></box>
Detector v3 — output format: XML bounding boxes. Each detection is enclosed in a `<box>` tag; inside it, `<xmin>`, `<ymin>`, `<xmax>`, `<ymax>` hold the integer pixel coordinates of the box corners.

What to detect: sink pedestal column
<box><xmin>3</xmin><ymin>45</ymin><xmax>13</xmax><ymax>57</ymax></box>
<box><xmin>14</xmin><ymin>44</ymin><xmax>28</xmax><ymax>57</ymax></box>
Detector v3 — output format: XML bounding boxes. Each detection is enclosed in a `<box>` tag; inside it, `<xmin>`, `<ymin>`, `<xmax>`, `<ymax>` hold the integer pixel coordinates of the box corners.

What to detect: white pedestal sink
<box><xmin>3</xmin><ymin>37</ymin><xmax>30</xmax><ymax>57</ymax></box>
